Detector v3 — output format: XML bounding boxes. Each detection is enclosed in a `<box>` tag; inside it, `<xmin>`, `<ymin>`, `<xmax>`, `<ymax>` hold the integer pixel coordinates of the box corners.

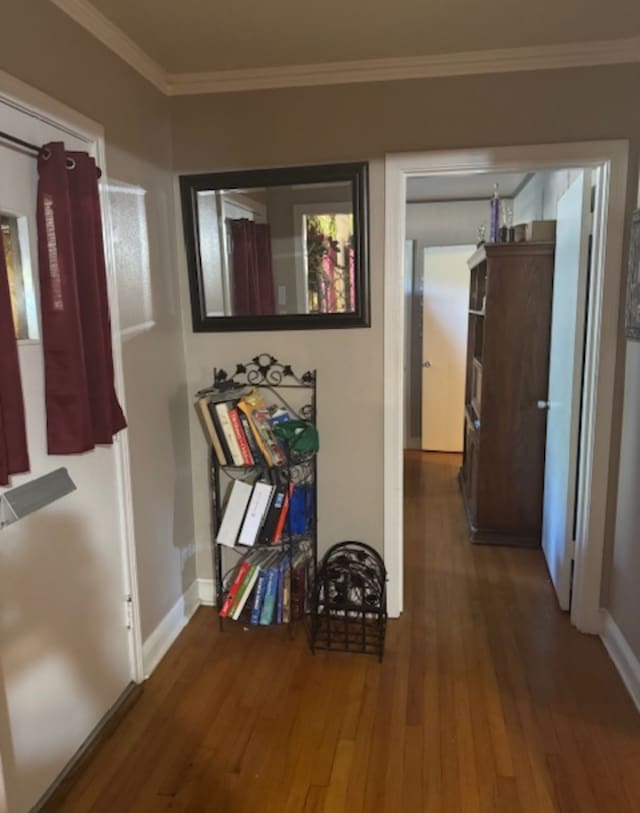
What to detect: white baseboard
<box><xmin>197</xmin><ymin>578</ymin><xmax>215</xmax><ymax>606</ymax></box>
<box><xmin>601</xmin><ymin>611</ymin><xmax>640</xmax><ymax>713</ymax></box>
<box><xmin>142</xmin><ymin>580</ymin><xmax>200</xmax><ymax>678</ymax></box>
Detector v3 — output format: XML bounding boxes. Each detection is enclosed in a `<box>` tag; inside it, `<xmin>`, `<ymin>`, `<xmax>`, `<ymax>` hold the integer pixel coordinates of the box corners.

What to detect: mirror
<box><xmin>180</xmin><ymin>163</ymin><xmax>369</xmax><ymax>331</ymax></box>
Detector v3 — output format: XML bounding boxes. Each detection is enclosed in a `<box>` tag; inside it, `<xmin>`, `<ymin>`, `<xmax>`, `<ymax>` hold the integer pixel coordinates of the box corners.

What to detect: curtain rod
<box><xmin>0</xmin><ymin>130</ymin><xmax>41</xmax><ymax>155</ymax></box>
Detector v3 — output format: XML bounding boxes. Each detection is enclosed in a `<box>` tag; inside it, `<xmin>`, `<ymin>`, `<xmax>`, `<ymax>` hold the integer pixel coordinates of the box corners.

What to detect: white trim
<box><xmin>601</xmin><ymin>611</ymin><xmax>640</xmax><ymax>713</ymax></box>
<box><xmin>0</xmin><ymin>70</ymin><xmax>146</xmax><ymax>681</ymax></box>
<box><xmin>383</xmin><ymin>142</ymin><xmax>629</xmax><ymax>628</ymax></box>
<box><xmin>98</xmin><ymin>149</ymin><xmax>146</xmax><ymax>683</ymax></box>
<box><xmin>142</xmin><ymin>581</ymin><xmax>200</xmax><ymax>678</ymax></box>
<box><xmin>166</xmin><ymin>37</ymin><xmax>640</xmax><ymax>95</ymax></box>
<box><xmin>49</xmin><ymin>0</ymin><xmax>169</xmax><ymax>94</ymax></box>
<box><xmin>42</xmin><ymin>4</ymin><xmax>640</xmax><ymax>95</ymax></box>
<box><xmin>197</xmin><ymin>578</ymin><xmax>216</xmax><ymax>606</ymax></box>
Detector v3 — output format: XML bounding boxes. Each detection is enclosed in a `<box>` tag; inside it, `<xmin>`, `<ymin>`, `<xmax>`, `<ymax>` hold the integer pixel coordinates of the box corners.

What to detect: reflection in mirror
<box><xmin>197</xmin><ymin>182</ymin><xmax>354</xmax><ymax>317</ymax></box>
<box><xmin>181</xmin><ymin>163</ymin><xmax>369</xmax><ymax>331</ymax></box>
<box><xmin>1</xmin><ymin>212</ymin><xmax>38</xmax><ymax>340</ymax></box>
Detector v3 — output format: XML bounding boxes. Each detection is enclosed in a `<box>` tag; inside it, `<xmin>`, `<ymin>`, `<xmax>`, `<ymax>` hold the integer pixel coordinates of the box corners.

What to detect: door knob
<box><xmin>422</xmin><ymin>361</ymin><xmax>432</xmax><ymax>369</ymax></box>
<box><xmin>537</xmin><ymin>400</ymin><xmax>551</xmax><ymax>410</ymax></box>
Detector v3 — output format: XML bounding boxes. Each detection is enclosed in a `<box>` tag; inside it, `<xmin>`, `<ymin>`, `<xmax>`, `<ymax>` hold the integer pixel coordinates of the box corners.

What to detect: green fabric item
<box><xmin>273</xmin><ymin>420</ymin><xmax>319</xmax><ymax>454</ymax></box>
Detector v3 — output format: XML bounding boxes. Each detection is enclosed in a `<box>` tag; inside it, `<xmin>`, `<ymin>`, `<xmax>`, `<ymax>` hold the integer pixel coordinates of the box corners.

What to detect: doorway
<box><xmin>0</xmin><ymin>79</ymin><xmax>141</xmax><ymax>813</ymax></box>
<box><xmin>384</xmin><ymin>142</ymin><xmax>629</xmax><ymax>630</ymax></box>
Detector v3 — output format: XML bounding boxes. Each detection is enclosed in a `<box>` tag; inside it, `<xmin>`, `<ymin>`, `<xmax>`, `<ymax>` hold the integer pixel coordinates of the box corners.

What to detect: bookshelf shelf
<box><xmin>196</xmin><ymin>354</ymin><xmax>317</xmax><ymax>632</ymax></box>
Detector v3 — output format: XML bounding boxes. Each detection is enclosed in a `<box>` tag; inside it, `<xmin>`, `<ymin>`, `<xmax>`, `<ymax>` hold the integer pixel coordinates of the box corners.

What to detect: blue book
<box><xmin>259</xmin><ymin>558</ymin><xmax>282</xmax><ymax>625</ymax></box>
<box><xmin>250</xmin><ymin>567</ymin><xmax>270</xmax><ymax>624</ymax></box>
<box><xmin>249</xmin><ymin>551</ymin><xmax>278</xmax><ymax>624</ymax></box>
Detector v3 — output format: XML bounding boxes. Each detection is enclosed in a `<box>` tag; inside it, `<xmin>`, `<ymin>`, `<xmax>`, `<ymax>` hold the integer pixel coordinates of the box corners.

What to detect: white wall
<box><xmin>406</xmin><ymin>199</ymin><xmax>505</xmax><ymax>244</ymax></box>
<box><xmin>513</xmin><ymin>169</ymin><xmax>583</xmax><ymax>224</ymax></box>
<box><xmin>404</xmin><ymin>200</ymin><xmax>506</xmax><ymax>448</ymax></box>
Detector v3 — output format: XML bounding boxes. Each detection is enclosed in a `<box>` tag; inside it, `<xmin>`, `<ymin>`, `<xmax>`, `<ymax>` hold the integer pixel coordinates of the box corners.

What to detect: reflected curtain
<box><xmin>0</xmin><ymin>240</ymin><xmax>29</xmax><ymax>485</ymax></box>
<box><xmin>36</xmin><ymin>141</ymin><xmax>126</xmax><ymax>455</ymax></box>
<box><xmin>229</xmin><ymin>219</ymin><xmax>276</xmax><ymax>315</ymax></box>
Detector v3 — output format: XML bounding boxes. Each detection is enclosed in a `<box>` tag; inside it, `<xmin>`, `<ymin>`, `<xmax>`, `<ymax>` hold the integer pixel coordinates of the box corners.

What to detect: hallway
<box><xmin>51</xmin><ymin>453</ymin><xmax>640</xmax><ymax>812</ymax></box>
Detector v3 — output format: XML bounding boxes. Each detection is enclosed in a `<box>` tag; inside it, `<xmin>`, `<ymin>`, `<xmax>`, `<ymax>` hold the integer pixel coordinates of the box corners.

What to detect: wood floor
<box><xmin>53</xmin><ymin>452</ymin><xmax>640</xmax><ymax>812</ymax></box>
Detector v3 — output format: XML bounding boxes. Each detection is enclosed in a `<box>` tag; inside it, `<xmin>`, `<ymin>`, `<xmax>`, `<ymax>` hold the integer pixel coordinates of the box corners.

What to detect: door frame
<box><xmin>0</xmin><ymin>70</ymin><xmax>144</xmax><ymax>681</ymax></box>
<box><xmin>384</xmin><ymin>141</ymin><xmax>629</xmax><ymax>632</ymax></box>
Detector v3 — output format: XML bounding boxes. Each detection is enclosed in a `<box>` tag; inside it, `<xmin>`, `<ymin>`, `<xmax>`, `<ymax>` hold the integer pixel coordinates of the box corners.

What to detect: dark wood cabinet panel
<box><xmin>460</xmin><ymin>242</ymin><xmax>554</xmax><ymax>546</ymax></box>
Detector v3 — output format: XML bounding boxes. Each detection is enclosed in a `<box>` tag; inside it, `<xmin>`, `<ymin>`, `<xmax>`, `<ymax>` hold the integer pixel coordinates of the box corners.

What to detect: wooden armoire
<box><xmin>459</xmin><ymin>242</ymin><xmax>555</xmax><ymax>546</ymax></box>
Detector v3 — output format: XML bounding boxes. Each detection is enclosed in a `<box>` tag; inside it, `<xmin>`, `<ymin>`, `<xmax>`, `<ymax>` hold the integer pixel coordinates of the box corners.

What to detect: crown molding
<box><xmin>166</xmin><ymin>37</ymin><xmax>640</xmax><ymax>95</ymax></box>
<box><xmin>50</xmin><ymin>0</ymin><xmax>169</xmax><ymax>94</ymax></box>
<box><xmin>48</xmin><ymin>0</ymin><xmax>640</xmax><ymax>97</ymax></box>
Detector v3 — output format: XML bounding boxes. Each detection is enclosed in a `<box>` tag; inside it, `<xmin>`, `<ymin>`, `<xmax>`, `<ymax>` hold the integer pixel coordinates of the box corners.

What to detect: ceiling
<box><xmin>406</xmin><ymin>172</ymin><xmax>529</xmax><ymax>203</ymax></box>
<box><xmin>80</xmin><ymin>0</ymin><xmax>640</xmax><ymax>74</ymax></box>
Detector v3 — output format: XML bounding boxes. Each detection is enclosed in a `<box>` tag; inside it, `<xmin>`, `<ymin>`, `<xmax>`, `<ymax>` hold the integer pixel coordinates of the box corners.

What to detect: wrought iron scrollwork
<box><xmin>215</xmin><ymin>354</ymin><xmax>315</xmax><ymax>388</ymax></box>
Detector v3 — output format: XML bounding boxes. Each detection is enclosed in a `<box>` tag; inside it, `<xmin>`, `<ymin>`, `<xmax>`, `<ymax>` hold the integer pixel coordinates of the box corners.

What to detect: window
<box><xmin>304</xmin><ymin>213</ymin><xmax>355</xmax><ymax>314</ymax></box>
<box><xmin>1</xmin><ymin>212</ymin><xmax>38</xmax><ymax>340</ymax></box>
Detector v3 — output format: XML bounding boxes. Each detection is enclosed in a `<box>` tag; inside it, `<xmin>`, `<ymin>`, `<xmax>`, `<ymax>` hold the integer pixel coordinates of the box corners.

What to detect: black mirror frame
<box><xmin>179</xmin><ymin>162</ymin><xmax>370</xmax><ymax>332</ymax></box>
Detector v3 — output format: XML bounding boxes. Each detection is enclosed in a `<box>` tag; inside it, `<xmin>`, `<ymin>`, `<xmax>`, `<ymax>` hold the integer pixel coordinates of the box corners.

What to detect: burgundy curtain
<box><xmin>37</xmin><ymin>141</ymin><xmax>126</xmax><ymax>454</ymax></box>
<box><xmin>0</xmin><ymin>240</ymin><xmax>29</xmax><ymax>485</ymax></box>
<box><xmin>229</xmin><ymin>219</ymin><xmax>276</xmax><ymax>315</ymax></box>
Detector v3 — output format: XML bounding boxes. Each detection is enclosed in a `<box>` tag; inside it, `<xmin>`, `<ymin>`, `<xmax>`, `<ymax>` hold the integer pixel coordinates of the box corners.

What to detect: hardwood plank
<box><xmin>48</xmin><ymin>452</ymin><xmax>640</xmax><ymax>813</ymax></box>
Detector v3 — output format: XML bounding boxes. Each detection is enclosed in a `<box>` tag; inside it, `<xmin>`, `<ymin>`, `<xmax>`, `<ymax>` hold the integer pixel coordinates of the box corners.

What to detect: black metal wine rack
<box><xmin>310</xmin><ymin>540</ymin><xmax>387</xmax><ymax>661</ymax></box>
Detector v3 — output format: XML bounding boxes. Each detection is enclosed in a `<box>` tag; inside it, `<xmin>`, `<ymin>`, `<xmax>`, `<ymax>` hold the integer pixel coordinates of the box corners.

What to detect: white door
<box><xmin>421</xmin><ymin>245</ymin><xmax>473</xmax><ymax>452</ymax></box>
<box><xmin>541</xmin><ymin>172</ymin><xmax>591</xmax><ymax>610</ymax></box>
<box><xmin>0</xmin><ymin>102</ymin><xmax>133</xmax><ymax>813</ymax></box>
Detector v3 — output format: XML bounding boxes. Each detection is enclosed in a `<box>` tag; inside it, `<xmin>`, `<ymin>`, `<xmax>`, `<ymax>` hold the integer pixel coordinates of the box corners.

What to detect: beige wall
<box><xmin>175</xmin><ymin>163</ymin><xmax>385</xmax><ymax>584</ymax></box>
<box><xmin>0</xmin><ymin>0</ymin><xmax>195</xmax><ymax>641</ymax></box>
<box><xmin>172</xmin><ymin>66</ymin><xmax>640</xmax><ymax>651</ymax></box>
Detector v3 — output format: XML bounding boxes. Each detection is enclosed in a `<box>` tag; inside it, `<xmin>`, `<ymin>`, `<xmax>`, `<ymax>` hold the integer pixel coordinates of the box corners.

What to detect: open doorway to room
<box><xmin>404</xmin><ymin>167</ymin><xmax>593</xmax><ymax>609</ymax></box>
<box><xmin>385</xmin><ymin>143</ymin><xmax>629</xmax><ymax>629</ymax></box>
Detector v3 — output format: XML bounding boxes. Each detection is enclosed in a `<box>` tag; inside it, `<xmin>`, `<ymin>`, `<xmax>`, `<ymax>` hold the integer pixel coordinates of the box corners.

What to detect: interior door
<box><xmin>421</xmin><ymin>245</ymin><xmax>474</xmax><ymax>452</ymax></box>
<box><xmin>0</xmin><ymin>101</ymin><xmax>133</xmax><ymax>813</ymax></box>
<box><xmin>541</xmin><ymin>171</ymin><xmax>591</xmax><ymax>610</ymax></box>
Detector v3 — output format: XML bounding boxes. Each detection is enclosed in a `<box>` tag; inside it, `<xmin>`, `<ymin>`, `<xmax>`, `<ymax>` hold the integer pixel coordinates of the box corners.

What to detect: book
<box><xmin>259</xmin><ymin>482</ymin><xmax>287</xmax><ymax>544</ymax></box>
<box><xmin>214</xmin><ymin>401</ymin><xmax>245</xmax><ymax>466</ymax></box>
<box><xmin>195</xmin><ymin>397</ymin><xmax>227</xmax><ymax>466</ymax></box>
<box><xmin>237</xmin><ymin>390</ymin><xmax>286</xmax><ymax>466</ymax></box>
<box><xmin>281</xmin><ymin>562</ymin><xmax>291</xmax><ymax>624</ymax></box>
<box><xmin>276</xmin><ymin>554</ymin><xmax>289</xmax><ymax>624</ymax></box>
<box><xmin>250</xmin><ymin>550</ymin><xmax>280</xmax><ymax>624</ymax></box>
<box><xmin>228</xmin><ymin>406</ymin><xmax>254</xmax><ymax>465</ymax></box>
<box><xmin>272</xmin><ymin>483</ymin><xmax>294</xmax><ymax>545</ymax></box>
<box><xmin>239</xmin><ymin>411</ymin><xmax>267</xmax><ymax>467</ymax></box>
<box><xmin>219</xmin><ymin>555</ymin><xmax>252</xmax><ymax>618</ymax></box>
<box><xmin>238</xmin><ymin>481</ymin><xmax>274</xmax><ymax>546</ymax></box>
<box><xmin>216</xmin><ymin>479</ymin><xmax>253</xmax><ymax>548</ymax></box>
<box><xmin>209</xmin><ymin>401</ymin><xmax>234</xmax><ymax>464</ymax></box>
<box><xmin>230</xmin><ymin>559</ymin><xmax>262</xmax><ymax>620</ymax></box>
<box><xmin>259</xmin><ymin>553</ymin><xmax>284</xmax><ymax>625</ymax></box>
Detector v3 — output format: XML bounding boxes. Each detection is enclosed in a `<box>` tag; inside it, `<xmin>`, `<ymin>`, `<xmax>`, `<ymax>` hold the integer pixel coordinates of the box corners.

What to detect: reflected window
<box><xmin>1</xmin><ymin>213</ymin><xmax>39</xmax><ymax>340</ymax></box>
<box><xmin>304</xmin><ymin>213</ymin><xmax>355</xmax><ymax>314</ymax></box>
<box><xmin>107</xmin><ymin>183</ymin><xmax>154</xmax><ymax>339</ymax></box>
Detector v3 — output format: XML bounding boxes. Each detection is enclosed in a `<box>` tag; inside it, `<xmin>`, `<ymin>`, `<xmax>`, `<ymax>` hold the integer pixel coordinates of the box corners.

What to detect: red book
<box><xmin>228</xmin><ymin>406</ymin><xmax>254</xmax><ymax>466</ymax></box>
<box><xmin>219</xmin><ymin>560</ymin><xmax>251</xmax><ymax>618</ymax></box>
<box><xmin>272</xmin><ymin>484</ymin><xmax>294</xmax><ymax>544</ymax></box>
